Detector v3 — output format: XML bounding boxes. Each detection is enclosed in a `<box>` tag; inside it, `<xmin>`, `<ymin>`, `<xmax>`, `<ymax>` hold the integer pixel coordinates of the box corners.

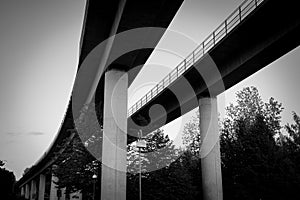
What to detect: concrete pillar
<box><xmin>30</xmin><ymin>179</ymin><xmax>37</xmax><ymax>200</ymax></box>
<box><xmin>49</xmin><ymin>174</ymin><xmax>58</xmax><ymax>200</ymax></box>
<box><xmin>198</xmin><ymin>97</ymin><xmax>223</xmax><ymax>200</ymax></box>
<box><xmin>25</xmin><ymin>183</ymin><xmax>30</xmax><ymax>199</ymax></box>
<box><xmin>21</xmin><ymin>186</ymin><xmax>25</xmax><ymax>197</ymax></box>
<box><xmin>38</xmin><ymin>174</ymin><xmax>46</xmax><ymax>200</ymax></box>
<box><xmin>101</xmin><ymin>69</ymin><xmax>128</xmax><ymax>200</ymax></box>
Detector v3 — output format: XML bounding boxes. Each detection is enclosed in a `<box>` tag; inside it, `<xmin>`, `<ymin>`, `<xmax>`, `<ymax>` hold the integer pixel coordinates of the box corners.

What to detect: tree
<box><xmin>52</xmin><ymin>131</ymin><xmax>100</xmax><ymax>200</ymax></box>
<box><xmin>223</xmin><ymin>86</ymin><xmax>283</xmax><ymax>135</ymax></box>
<box><xmin>221</xmin><ymin>114</ymin><xmax>280</xmax><ymax>199</ymax></box>
<box><xmin>285</xmin><ymin>112</ymin><xmax>300</xmax><ymax>152</ymax></box>
<box><xmin>52</xmin><ymin>103</ymin><xmax>102</xmax><ymax>200</ymax></box>
<box><xmin>181</xmin><ymin>86</ymin><xmax>300</xmax><ymax>200</ymax></box>
<box><xmin>220</xmin><ymin>87</ymin><xmax>300</xmax><ymax>200</ymax></box>
<box><xmin>0</xmin><ymin>160</ymin><xmax>5</xmax><ymax>167</ymax></box>
<box><xmin>22</xmin><ymin>167</ymin><xmax>31</xmax><ymax>176</ymax></box>
<box><xmin>280</xmin><ymin>112</ymin><xmax>300</xmax><ymax>196</ymax></box>
<box><xmin>127</xmin><ymin>129</ymin><xmax>179</xmax><ymax>173</ymax></box>
<box><xmin>127</xmin><ymin>129</ymin><xmax>199</xmax><ymax>199</ymax></box>
<box><xmin>182</xmin><ymin>111</ymin><xmax>201</xmax><ymax>155</ymax></box>
<box><xmin>0</xmin><ymin>160</ymin><xmax>16</xmax><ymax>200</ymax></box>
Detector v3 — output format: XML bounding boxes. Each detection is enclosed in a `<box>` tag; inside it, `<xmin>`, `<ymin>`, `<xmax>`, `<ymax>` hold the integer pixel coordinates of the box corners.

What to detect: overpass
<box><xmin>128</xmin><ymin>0</ymin><xmax>300</xmax><ymax>136</ymax></box>
<box><xmin>17</xmin><ymin>0</ymin><xmax>300</xmax><ymax>199</ymax></box>
<box><xmin>126</xmin><ymin>0</ymin><xmax>300</xmax><ymax>199</ymax></box>
<box><xmin>16</xmin><ymin>0</ymin><xmax>183</xmax><ymax>199</ymax></box>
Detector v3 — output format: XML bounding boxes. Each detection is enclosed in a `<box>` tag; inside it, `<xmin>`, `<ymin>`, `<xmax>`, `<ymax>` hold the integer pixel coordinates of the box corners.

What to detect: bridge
<box><xmin>16</xmin><ymin>0</ymin><xmax>183</xmax><ymax>199</ymax></box>
<box><xmin>17</xmin><ymin>0</ymin><xmax>300</xmax><ymax>199</ymax></box>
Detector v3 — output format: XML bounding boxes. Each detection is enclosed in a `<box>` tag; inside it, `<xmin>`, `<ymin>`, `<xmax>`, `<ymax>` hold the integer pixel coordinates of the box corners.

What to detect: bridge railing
<box><xmin>128</xmin><ymin>0</ymin><xmax>264</xmax><ymax>116</ymax></box>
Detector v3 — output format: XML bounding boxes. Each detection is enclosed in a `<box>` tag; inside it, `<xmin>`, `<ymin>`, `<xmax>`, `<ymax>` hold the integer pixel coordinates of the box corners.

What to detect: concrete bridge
<box><xmin>16</xmin><ymin>0</ymin><xmax>183</xmax><ymax>199</ymax></box>
<box><xmin>17</xmin><ymin>0</ymin><xmax>300</xmax><ymax>199</ymax></box>
<box><xmin>127</xmin><ymin>0</ymin><xmax>300</xmax><ymax>199</ymax></box>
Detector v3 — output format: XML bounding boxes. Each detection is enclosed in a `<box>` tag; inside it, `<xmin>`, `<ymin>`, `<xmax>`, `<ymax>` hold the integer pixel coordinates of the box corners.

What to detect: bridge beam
<box><xmin>101</xmin><ymin>68</ymin><xmax>128</xmax><ymax>200</ymax></box>
<box><xmin>199</xmin><ymin>97</ymin><xmax>223</xmax><ymax>200</ymax></box>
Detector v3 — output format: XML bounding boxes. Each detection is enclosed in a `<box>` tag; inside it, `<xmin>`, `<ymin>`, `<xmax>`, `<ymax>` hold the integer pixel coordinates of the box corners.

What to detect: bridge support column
<box><xmin>49</xmin><ymin>174</ymin><xmax>58</xmax><ymax>200</ymax></box>
<box><xmin>198</xmin><ymin>97</ymin><xmax>223</xmax><ymax>200</ymax></box>
<box><xmin>101</xmin><ymin>69</ymin><xmax>128</xmax><ymax>200</ymax></box>
<box><xmin>38</xmin><ymin>174</ymin><xmax>46</xmax><ymax>200</ymax></box>
<box><xmin>30</xmin><ymin>179</ymin><xmax>37</xmax><ymax>200</ymax></box>
<box><xmin>25</xmin><ymin>183</ymin><xmax>30</xmax><ymax>199</ymax></box>
<box><xmin>21</xmin><ymin>186</ymin><xmax>25</xmax><ymax>197</ymax></box>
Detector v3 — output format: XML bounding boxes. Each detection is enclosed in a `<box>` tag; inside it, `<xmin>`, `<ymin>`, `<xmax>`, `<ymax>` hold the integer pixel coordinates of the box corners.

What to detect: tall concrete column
<box><xmin>25</xmin><ymin>183</ymin><xmax>30</xmax><ymax>199</ymax></box>
<box><xmin>30</xmin><ymin>179</ymin><xmax>37</xmax><ymax>200</ymax></box>
<box><xmin>101</xmin><ymin>69</ymin><xmax>128</xmax><ymax>200</ymax></box>
<box><xmin>49</xmin><ymin>174</ymin><xmax>58</xmax><ymax>200</ymax></box>
<box><xmin>198</xmin><ymin>97</ymin><xmax>223</xmax><ymax>200</ymax></box>
<box><xmin>21</xmin><ymin>186</ymin><xmax>25</xmax><ymax>197</ymax></box>
<box><xmin>38</xmin><ymin>174</ymin><xmax>46</xmax><ymax>200</ymax></box>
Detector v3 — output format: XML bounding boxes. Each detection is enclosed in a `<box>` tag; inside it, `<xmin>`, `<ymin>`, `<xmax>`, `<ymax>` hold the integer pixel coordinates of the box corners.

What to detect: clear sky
<box><xmin>0</xmin><ymin>0</ymin><xmax>299</xmax><ymax>180</ymax></box>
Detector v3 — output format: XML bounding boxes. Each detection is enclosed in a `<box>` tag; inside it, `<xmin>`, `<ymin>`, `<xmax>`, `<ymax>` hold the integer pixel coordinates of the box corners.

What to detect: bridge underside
<box><xmin>17</xmin><ymin>0</ymin><xmax>183</xmax><ymax>191</ymax></box>
<box><xmin>128</xmin><ymin>0</ymin><xmax>300</xmax><ymax>138</ymax></box>
<box><xmin>17</xmin><ymin>0</ymin><xmax>300</xmax><ymax>199</ymax></box>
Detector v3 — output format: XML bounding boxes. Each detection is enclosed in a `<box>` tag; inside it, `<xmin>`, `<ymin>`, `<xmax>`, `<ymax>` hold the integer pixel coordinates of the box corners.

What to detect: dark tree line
<box><xmin>0</xmin><ymin>160</ymin><xmax>17</xmax><ymax>200</ymax></box>
<box><xmin>220</xmin><ymin>87</ymin><xmax>300</xmax><ymax>200</ymax></box>
<box><xmin>183</xmin><ymin>86</ymin><xmax>300</xmax><ymax>200</ymax></box>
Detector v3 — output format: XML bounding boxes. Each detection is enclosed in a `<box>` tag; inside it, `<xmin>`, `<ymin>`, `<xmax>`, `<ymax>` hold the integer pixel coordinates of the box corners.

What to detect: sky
<box><xmin>0</xmin><ymin>0</ymin><xmax>299</xmax><ymax>180</ymax></box>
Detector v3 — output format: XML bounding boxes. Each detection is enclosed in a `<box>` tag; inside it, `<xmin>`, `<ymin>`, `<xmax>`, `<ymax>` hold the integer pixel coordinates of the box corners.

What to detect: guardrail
<box><xmin>128</xmin><ymin>0</ymin><xmax>264</xmax><ymax>116</ymax></box>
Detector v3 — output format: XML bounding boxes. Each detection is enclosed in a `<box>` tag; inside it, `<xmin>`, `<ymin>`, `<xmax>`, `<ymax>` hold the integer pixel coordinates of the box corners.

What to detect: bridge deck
<box><xmin>17</xmin><ymin>0</ymin><xmax>183</xmax><ymax>186</ymax></box>
<box><xmin>128</xmin><ymin>0</ymin><xmax>300</xmax><ymax>139</ymax></box>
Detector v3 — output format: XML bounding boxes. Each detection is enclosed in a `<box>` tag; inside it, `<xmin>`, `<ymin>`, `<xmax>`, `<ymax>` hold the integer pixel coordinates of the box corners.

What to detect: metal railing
<box><xmin>128</xmin><ymin>0</ymin><xmax>264</xmax><ymax>116</ymax></box>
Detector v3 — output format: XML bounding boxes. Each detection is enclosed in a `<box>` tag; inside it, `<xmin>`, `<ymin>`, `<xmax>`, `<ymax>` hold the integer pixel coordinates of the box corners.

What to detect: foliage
<box><xmin>224</xmin><ymin>86</ymin><xmax>283</xmax><ymax>135</ymax></box>
<box><xmin>52</xmin><ymin>133</ymin><xmax>100</xmax><ymax>196</ymax></box>
<box><xmin>127</xmin><ymin>129</ymin><xmax>200</xmax><ymax>199</ymax></box>
<box><xmin>182</xmin><ymin>111</ymin><xmax>201</xmax><ymax>155</ymax></box>
<box><xmin>22</xmin><ymin>167</ymin><xmax>31</xmax><ymax>176</ymax></box>
<box><xmin>52</xmin><ymin>103</ymin><xmax>102</xmax><ymax>199</ymax></box>
<box><xmin>0</xmin><ymin>160</ymin><xmax>16</xmax><ymax>200</ymax></box>
<box><xmin>182</xmin><ymin>86</ymin><xmax>300</xmax><ymax>200</ymax></box>
<box><xmin>127</xmin><ymin>129</ymin><xmax>178</xmax><ymax>174</ymax></box>
<box><xmin>221</xmin><ymin>87</ymin><xmax>300</xmax><ymax>199</ymax></box>
<box><xmin>0</xmin><ymin>160</ymin><xmax>5</xmax><ymax>167</ymax></box>
<box><xmin>285</xmin><ymin>112</ymin><xmax>300</xmax><ymax>152</ymax></box>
